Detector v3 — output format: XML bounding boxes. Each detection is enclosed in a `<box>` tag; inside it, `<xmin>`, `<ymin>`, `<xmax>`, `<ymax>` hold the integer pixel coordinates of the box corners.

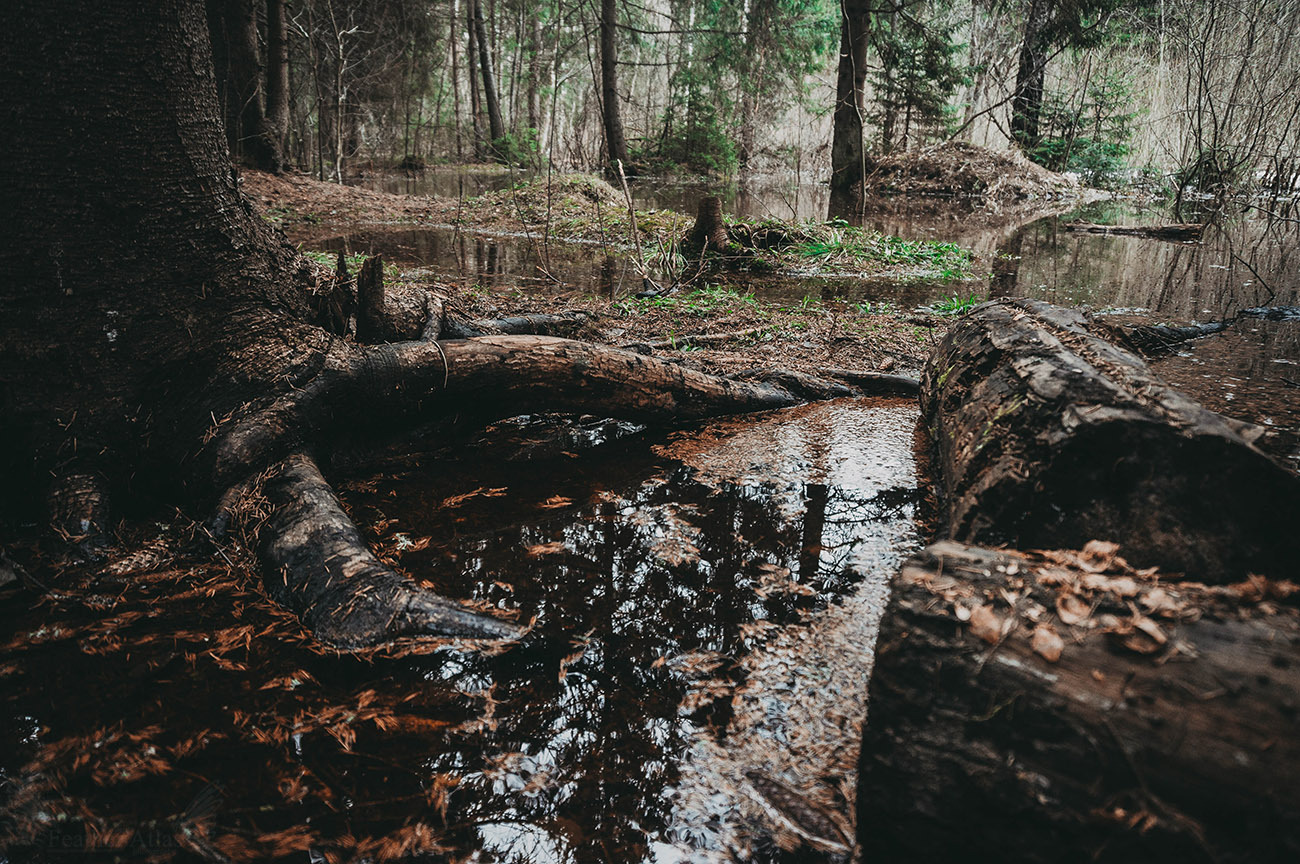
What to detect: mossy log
<box><xmin>922</xmin><ymin>298</ymin><xmax>1300</xmax><ymax>581</ymax></box>
<box><xmin>857</xmin><ymin>541</ymin><xmax>1300</xmax><ymax>864</ymax></box>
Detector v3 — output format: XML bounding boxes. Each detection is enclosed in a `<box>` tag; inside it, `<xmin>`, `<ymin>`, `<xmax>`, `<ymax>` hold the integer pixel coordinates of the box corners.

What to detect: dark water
<box><xmin>0</xmin><ymin>399</ymin><xmax>920</xmax><ymax>862</ymax></box>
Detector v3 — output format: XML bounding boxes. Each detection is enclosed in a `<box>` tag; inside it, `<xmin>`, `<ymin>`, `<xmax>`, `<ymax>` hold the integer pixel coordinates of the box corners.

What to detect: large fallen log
<box><xmin>857</xmin><ymin>541</ymin><xmax>1300</xmax><ymax>864</ymax></box>
<box><xmin>922</xmin><ymin>298</ymin><xmax>1300</xmax><ymax>581</ymax></box>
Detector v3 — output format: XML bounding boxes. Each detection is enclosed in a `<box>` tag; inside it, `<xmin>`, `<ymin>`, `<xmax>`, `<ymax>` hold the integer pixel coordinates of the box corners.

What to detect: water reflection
<box><xmin>0</xmin><ymin>399</ymin><xmax>918</xmax><ymax>862</ymax></box>
<box><xmin>995</xmin><ymin>202</ymin><xmax>1300</xmax><ymax>317</ymax></box>
<box><xmin>317</xmin><ymin>228</ymin><xmax>640</xmax><ymax>299</ymax></box>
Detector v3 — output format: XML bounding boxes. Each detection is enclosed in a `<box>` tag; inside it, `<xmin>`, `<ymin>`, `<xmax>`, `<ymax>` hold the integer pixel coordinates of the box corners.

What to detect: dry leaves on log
<box><xmin>904</xmin><ymin>539</ymin><xmax>1299</xmax><ymax>667</ymax></box>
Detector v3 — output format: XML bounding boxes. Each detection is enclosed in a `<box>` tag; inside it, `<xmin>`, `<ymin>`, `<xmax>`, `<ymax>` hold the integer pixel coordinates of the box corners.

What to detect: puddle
<box><xmin>1150</xmin><ymin>316</ymin><xmax>1300</xmax><ymax>471</ymax></box>
<box><xmin>0</xmin><ymin>398</ymin><xmax>920</xmax><ymax>862</ymax></box>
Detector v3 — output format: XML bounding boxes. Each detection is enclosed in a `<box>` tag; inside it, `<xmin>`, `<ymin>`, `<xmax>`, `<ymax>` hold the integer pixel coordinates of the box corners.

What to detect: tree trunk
<box><xmin>599</xmin><ymin>0</ymin><xmax>630</xmax><ymax>175</ymax></box>
<box><xmin>1011</xmin><ymin>0</ymin><xmax>1051</xmax><ymax>152</ymax></box>
<box><xmin>829</xmin><ymin>0</ymin><xmax>871</xmax><ymax>216</ymax></box>
<box><xmin>467</xmin><ymin>0</ymin><xmax>485</xmax><ymax>160</ymax></box>
<box><xmin>264</xmin><ymin>0</ymin><xmax>290</xmax><ymax>169</ymax></box>
<box><xmin>471</xmin><ymin>0</ymin><xmax>505</xmax><ymax>153</ymax></box>
<box><xmin>206</xmin><ymin>0</ymin><xmax>279</xmax><ymax>171</ymax></box>
<box><xmin>857</xmin><ymin>541</ymin><xmax>1300</xmax><ymax>864</ymax></box>
<box><xmin>922</xmin><ymin>299</ymin><xmax>1300</xmax><ymax>581</ymax></box>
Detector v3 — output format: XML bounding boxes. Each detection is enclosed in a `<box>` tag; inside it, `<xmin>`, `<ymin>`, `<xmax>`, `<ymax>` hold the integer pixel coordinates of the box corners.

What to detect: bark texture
<box><xmin>922</xmin><ymin>299</ymin><xmax>1300</xmax><ymax>580</ymax></box>
<box><xmin>829</xmin><ymin>0</ymin><xmax>871</xmax><ymax>214</ymax></box>
<box><xmin>259</xmin><ymin>452</ymin><xmax>524</xmax><ymax>647</ymax></box>
<box><xmin>858</xmin><ymin>541</ymin><xmax>1300</xmax><ymax>864</ymax></box>
<box><xmin>686</xmin><ymin>196</ymin><xmax>730</xmax><ymax>254</ymax></box>
<box><xmin>599</xmin><ymin>0</ymin><xmax>630</xmax><ymax>174</ymax></box>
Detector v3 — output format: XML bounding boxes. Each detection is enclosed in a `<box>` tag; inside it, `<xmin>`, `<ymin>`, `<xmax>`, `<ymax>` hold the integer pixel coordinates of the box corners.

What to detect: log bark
<box><xmin>857</xmin><ymin>541</ymin><xmax>1300</xmax><ymax>864</ymax></box>
<box><xmin>922</xmin><ymin>299</ymin><xmax>1300</xmax><ymax>581</ymax></box>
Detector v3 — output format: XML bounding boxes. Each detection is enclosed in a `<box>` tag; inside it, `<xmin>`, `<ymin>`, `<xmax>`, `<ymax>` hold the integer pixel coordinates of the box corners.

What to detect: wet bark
<box><xmin>259</xmin><ymin>452</ymin><xmax>524</xmax><ymax>647</ymax></box>
<box><xmin>922</xmin><ymin>299</ymin><xmax>1300</xmax><ymax>581</ymax></box>
<box><xmin>857</xmin><ymin>541</ymin><xmax>1300</xmax><ymax>864</ymax></box>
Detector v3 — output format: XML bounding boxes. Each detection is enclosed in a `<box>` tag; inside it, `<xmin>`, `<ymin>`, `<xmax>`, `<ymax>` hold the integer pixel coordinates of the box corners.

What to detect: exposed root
<box><xmin>258</xmin><ymin>451</ymin><xmax>524</xmax><ymax>649</ymax></box>
<box><xmin>202</xmin><ymin>334</ymin><xmax>895</xmax><ymax>648</ymax></box>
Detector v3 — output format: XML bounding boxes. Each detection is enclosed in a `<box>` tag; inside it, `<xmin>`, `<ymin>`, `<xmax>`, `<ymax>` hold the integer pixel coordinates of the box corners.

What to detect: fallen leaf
<box><xmin>1081</xmin><ymin>573</ymin><xmax>1139</xmax><ymax>597</ymax></box>
<box><xmin>1031</xmin><ymin>624</ymin><xmax>1064</xmax><ymax>662</ymax></box>
<box><xmin>969</xmin><ymin>604</ymin><xmax>1004</xmax><ymax>644</ymax></box>
<box><xmin>1140</xmin><ymin>586</ymin><xmax>1184</xmax><ymax>617</ymax></box>
<box><xmin>1056</xmin><ymin>594</ymin><xmax>1091</xmax><ymax>626</ymax></box>
<box><xmin>1080</xmin><ymin>539</ymin><xmax>1122</xmax><ymax>571</ymax></box>
<box><xmin>1133</xmin><ymin>614</ymin><xmax>1167</xmax><ymax>645</ymax></box>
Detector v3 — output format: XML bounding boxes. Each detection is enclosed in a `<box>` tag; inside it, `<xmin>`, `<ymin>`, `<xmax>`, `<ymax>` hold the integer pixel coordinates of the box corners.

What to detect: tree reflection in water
<box><xmin>0</xmin><ymin>399</ymin><xmax>919</xmax><ymax>863</ymax></box>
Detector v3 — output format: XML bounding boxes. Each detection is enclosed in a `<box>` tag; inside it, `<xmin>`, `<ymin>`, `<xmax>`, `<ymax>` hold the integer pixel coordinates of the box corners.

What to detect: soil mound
<box><xmin>865</xmin><ymin>142</ymin><xmax>1079</xmax><ymax>200</ymax></box>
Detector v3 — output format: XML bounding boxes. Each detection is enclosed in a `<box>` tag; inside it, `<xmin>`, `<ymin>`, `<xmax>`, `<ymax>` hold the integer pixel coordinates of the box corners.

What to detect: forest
<box><xmin>1</xmin><ymin>1</ymin><xmax>1298</xmax><ymax>863</ymax></box>
<box><xmin>216</xmin><ymin>0</ymin><xmax>1300</xmax><ymax>203</ymax></box>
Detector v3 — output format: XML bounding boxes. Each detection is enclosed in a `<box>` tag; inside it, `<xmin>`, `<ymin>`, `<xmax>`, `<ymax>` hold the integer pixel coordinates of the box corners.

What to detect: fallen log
<box><xmin>857</xmin><ymin>540</ymin><xmax>1300</xmax><ymax>864</ymax></box>
<box><xmin>1063</xmin><ymin>222</ymin><xmax>1204</xmax><ymax>242</ymax></box>
<box><xmin>922</xmin><ymin>298</ymin><xmax>1300</xmax><ymax>581</ymax></box>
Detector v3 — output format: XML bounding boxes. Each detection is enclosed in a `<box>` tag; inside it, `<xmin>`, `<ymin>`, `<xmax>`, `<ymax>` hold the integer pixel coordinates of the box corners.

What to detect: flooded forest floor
<box><xmin>2</xmin><ymin>166</ymin><xmax>1298</xmax><ymax>863</ymax></box>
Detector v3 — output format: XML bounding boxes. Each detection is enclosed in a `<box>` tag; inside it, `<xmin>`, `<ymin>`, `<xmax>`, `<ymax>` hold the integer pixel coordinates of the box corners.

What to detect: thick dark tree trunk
<box><xmin>829</xmin><ymin>0</ymin><xmax>871</xmax><ymax>216</ymax></box>
<box><xmin>922</xmin><ymin>299</ymin><xmax>1300</xmax><ymax>581</ymax></box>
<box><xmin>206</xmin><ymin>0</ymin><xmax>280</xmax><ymax>171</ymax></box>
<box><xmin>858</xmin><ymin>541</ymin><xmax>1300</xmax><ymax>864</ymax></box>
<box><xmin>1011</xmin><ymin>0</ymin><xmax>1051</xmax><ymax>152</ymax></box>
<box><xmin>264</xmin><ymin>0</ymin><xmax>290</xmax><ymax>167</ymax></box>
<box><xmin>599</xmin><ymin>0</ymin><xmax>631</xmax><ymax>176</ymax></box>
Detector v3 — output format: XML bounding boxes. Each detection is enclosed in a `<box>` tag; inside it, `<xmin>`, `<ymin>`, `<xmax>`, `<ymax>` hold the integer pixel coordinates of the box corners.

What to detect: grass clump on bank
<box><xmin>728</xmin><ymin>218</ymin><xmax>975</xmax><ymax>280</ymax></box>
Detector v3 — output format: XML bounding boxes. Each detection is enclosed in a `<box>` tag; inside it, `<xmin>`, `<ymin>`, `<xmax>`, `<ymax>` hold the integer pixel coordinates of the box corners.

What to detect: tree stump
<box><xmin>355</xmin><ymin>254</ymin><xmax>387</xmax><ymax>344</ymax></box>
<box><xmin>686</xmin><ymin>195</ymin><xmax>729</xmax><ymax>254</ymax></box>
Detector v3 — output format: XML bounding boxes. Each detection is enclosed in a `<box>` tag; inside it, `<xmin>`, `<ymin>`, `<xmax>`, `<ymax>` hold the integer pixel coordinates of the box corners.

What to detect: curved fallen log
<box><xmin>922</xmin><ymin>298</ymin><xmax>1300</xmax><ymax>581</ymax></box>
<box><xmin>857</xmin><ymin>541</ymin><xmax>1300</xmax><ymax>864</ymax></box>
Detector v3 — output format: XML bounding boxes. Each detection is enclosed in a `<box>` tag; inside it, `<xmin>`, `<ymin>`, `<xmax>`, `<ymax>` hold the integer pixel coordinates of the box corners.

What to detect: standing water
<box><xmin>0</xmin><ymin>398</ymin><xmax>921</xmax><ymax>862</ymax></box>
